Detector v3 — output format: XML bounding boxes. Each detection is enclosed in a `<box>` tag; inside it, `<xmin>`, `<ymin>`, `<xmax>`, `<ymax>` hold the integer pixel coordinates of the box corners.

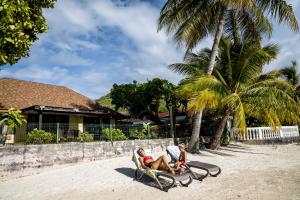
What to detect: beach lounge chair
<box><xmin>132</xmin><ymin>149</ymin><xmax>193</xmax><ymax>192</ymax></box>
<box><xmin>166</xmin><ymin>146</ymin><xmax>221</xmax><ymax>181</ymax></box>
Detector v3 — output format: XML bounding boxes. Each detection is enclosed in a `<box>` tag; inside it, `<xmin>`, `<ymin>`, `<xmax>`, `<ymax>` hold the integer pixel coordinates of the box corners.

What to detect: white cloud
<box><xmin>3</xmin><ymin>0</ymin><xmax>299</xmax><ymax>99</ymax></box>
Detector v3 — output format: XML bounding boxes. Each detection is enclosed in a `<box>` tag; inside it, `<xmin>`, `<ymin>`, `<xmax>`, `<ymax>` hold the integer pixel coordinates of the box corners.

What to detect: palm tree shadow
<box><xmin>219</xmin><ymin>146</ymin><xmax>266</xmax><ymax>155</ymax></box>
<box><xmin>114</xmin><ymin>167</ymin><xmax>172</xmax><ymax>190</ymax></box>
<box><xmin>227</xmin><ymin>144</ymin><xmax>250</xmax><ymax>150</ymax></box>
<box><xmin>202</xmin><ymin>149</ymin><xmax>234</xmax><ymax>157</ymax></box>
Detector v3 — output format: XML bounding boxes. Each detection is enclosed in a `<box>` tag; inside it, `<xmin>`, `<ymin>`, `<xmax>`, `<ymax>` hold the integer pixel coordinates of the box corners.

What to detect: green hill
<box><xmin>96</xmin><ymin>93</ymin><xmax>168</xmax><ymax>115</ymax></box>
<box><xmin>96</xmin><ymin>93</ymin><xmax>128</xmax><ymax>114</ymax></box>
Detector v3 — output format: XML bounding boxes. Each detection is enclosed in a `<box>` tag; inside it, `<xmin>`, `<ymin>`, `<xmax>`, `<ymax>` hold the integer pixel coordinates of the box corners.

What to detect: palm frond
<box><xmin>256</xmin><ymin>0</ymin><xmax>299</xmax><ymax>32</ymax></box>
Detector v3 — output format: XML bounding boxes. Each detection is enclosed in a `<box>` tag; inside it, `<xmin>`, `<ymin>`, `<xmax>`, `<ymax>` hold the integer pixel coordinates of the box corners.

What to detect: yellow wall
<box><xmin>69</xmin><ymin>115</ymin><xmax>83</xmax><ymax>132</ymax></box>
<box><xmin>14</xmin><ymin>124</ymin><xmax>27</xmax><ymax>142</ymax></box>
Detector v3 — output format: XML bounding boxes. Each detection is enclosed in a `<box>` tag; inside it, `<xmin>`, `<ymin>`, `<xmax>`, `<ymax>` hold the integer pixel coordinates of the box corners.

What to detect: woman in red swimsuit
<box><xmin>137</xmin><ymin>148</ymin><xmax>175</xmax><ymax>174</ymax></box>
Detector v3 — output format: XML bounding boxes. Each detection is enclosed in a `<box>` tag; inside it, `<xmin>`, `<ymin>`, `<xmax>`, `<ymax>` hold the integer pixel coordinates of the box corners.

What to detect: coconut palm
<box><xmin>158</xmin><ymin>0</ymin><xmax>299</xmax><ymax>152</ymax></box>
<box><xmin>0</xmin><ymin>108</ymin><xmax>27</xmax><ymax>135</ymax></box>
<box><xmin>173</xmin><ymin>38</ymin><xmax>299</xmax><ymax>149</ymax></box>
<box><xmin>279</xmin><ymin>61</ymin><xmax>299</xmax><ymax>87</ymax></box>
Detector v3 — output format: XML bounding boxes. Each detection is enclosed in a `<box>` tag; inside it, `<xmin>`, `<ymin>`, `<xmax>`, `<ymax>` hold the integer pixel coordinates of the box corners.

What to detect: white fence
<box><xmin>234</xmin><ymin>126</ymin><xmax>299</xmax><ymax>141</ymax></box>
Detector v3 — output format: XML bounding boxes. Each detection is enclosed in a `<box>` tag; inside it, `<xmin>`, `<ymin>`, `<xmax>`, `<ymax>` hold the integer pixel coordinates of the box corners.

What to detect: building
<box><xmin>0</xmin><ymin>78</ymin><xmax>125</xmax><ymax>143</ymax></box>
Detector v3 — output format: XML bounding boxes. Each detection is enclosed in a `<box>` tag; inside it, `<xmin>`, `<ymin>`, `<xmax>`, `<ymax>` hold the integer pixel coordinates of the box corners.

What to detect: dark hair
<box><xmin>137</xmin><ymin>148</ymin><xmax>144</xmax><ymax>156</ymax></box>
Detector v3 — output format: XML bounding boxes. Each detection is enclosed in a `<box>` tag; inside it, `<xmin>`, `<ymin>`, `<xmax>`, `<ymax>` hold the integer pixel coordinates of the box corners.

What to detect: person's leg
<box><xmin>149</xmin><ymin>156</ymin><xmax>164</xmax><ymax>170</ymax></box>
<box><xmin>151</xmin><ymin>156</ymin><xmax>175</xmax><ymax>174</ymax></box>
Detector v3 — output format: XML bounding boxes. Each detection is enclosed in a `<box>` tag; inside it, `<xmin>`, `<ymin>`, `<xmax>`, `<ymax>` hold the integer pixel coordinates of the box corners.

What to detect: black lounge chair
<box><xmin>132</xmin><ymin>149</ymin><xmax>193</xmax><ymax>192</ymax></box>
<box><xmin>166</xmin><ymin>146</ymin><xmax>221</xmax><ymax>181</ymax></box>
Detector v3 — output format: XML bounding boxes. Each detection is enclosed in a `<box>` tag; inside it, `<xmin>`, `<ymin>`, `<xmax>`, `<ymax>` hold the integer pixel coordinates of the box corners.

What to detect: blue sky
<box><xmin>1</xmin><ymin>0</ymin><xmax>300</xmax><ymax>99</ymax></box>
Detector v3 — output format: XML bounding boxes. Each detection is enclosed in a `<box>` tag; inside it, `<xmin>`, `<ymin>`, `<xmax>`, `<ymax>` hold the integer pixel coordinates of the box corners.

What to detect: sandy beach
<box><xmin>0</xmin><ymin>143</ymin><xmax>300</xmax><ymax>200</ymax></box>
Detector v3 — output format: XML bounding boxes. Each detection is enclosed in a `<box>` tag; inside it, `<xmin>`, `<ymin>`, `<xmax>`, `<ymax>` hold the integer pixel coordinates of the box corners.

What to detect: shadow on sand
<box><xmin>114</xmin><ymin>167</ymin><xmax>172</xmax><ymax>190</ymax></box>
<box><xmin>219</xmin><ymin>146</ymin><xmax>266</xmax><ymax>155</ymax></box>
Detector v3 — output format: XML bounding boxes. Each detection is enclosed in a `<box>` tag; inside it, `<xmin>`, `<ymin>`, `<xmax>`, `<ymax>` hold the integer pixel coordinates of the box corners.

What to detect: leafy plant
<box><xmin>129</xmin><ymin>128</ymin><xmax>147</xmax><ymax>139</ymax></box>
<box><xmin>0</xmin><ymin>108</ymin><xmax>27</xmax><ymax>143</ymax></box>
<box><xmin>176</xmin><ymin>37</ymin><xmax>300</xmax><ymax>149</ymax></box>
<box><xmin>0</xmin><ymin>0</ymin><xmax>56</xmax><ymax>65</ymax></box>
<box><xmin>26</xmin><ymin>129</ymin><xmax>54</xmax><ymax>144</ymax></box>
<box><xmin>0</xmin><ymin>108</ymin><xmax>27</xmax><ymax>133</ymax></box>
<box><xmin>103</xmin><ymin>128</ymin><xmax>127</xmax><ymax>141</ymax></box>
<box><xmin>150</xmin><ymin>132</ymin><xmax>159</xmax><ymax>139</ymax></box>
<box><xmin>77</xmin><ymin>132</ymin><xmax>93</xmax><ymax>142</ymax></box>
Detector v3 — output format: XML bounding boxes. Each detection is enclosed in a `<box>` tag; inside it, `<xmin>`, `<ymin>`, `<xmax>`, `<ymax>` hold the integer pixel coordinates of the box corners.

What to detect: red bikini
<box><xmin>143</xmin><ymin>156</ymin><xmax>153</xmax><ymax>167</ymax></box>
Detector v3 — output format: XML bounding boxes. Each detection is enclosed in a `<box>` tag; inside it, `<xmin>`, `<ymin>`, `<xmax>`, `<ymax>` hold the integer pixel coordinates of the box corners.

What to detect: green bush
<box><xmin>103</xmin><ymin>128</ymin><xmax>127</xmax><ymax>141</ymax></box>
<box><xmin>26</xmin><ymin>129</ymin><xmax>54</xmax><ymax>144</ymax></box>
<box><xmin>77</xmin><ymin>132</ymin><xmax>93</xmax><ymax>142</ymax></box>
<box><xmin>150</xmin><ymin>132</ymin><xmax>159</xmax><ymax>139</ymax></box>
<box><xmin>129</xmin><ymin>128</ymin><xmax>147</xmax><ymax>139</ymax></box>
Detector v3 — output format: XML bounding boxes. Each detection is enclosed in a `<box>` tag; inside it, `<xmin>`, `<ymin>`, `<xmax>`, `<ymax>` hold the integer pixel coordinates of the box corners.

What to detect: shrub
<box><xmin>77</xmin><ymin>132</ymin><xmax>93</xmax><ymax>142</ymax></box>
<box><xmin>129</xmin><ymin>128</ymin><xmax>147</xmax><ymax>139</ymax></box>
<box><xmin>26</xmin><ymin>129</ymin><xmax>54</xmax><ymax>144</ymax></box>
<box><xmin>151</xmin><ymin>132</ymin><xmax>159</xmax><ymax>139</ymax></box>
<box><xmin>103</xmin><ymin>128</ymin><xmax>127</xmax><ymax>141</ymax></box>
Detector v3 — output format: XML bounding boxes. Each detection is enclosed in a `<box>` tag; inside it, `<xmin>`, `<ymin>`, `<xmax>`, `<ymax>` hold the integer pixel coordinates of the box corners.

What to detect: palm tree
<box><xmin>0</xmin><ymin>108</ymin><xmax>27</xmax><ymax>137</ymax></box>
<box><xmin>279</xmin><ymin>61</ymin><xmax>299</xmax><ymax>86</ymax></box>
<box><xmin>158</xmin><ymin>0</ymin><xmax>299</xmax><ymax>152</ymax></box>
<box><xmin>173</xmin><ymin>38</ymin><xmax>300</xmax><ymax>149</ymax></box>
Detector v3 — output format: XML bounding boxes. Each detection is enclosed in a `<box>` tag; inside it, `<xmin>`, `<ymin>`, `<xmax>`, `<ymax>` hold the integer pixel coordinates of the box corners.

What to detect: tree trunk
<box><xmin>207</xmin><ymin>6</ymin><xmax>227</xmax><ymax>75</ymax></box>
<box><xmin>188</xmin><ymin>6</ymin><xmax>228</xmax><ymax>152</ymax></box>
<box><xmin>188</xmin><ymin>110</ymin><xmax>202</xmax><ymax>152</ymax></box>
<box><xmin>210</xmin><ymin>109</ymin><xmax>230</xmax><ymax>150</ymax></box>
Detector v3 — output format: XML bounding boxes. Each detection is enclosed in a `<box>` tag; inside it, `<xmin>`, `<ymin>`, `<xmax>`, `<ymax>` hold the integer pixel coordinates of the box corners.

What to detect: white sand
<box><xmin>0</xmin><ymin>143</ymin><xmax>300</xmax><ymax>200</ymax></box>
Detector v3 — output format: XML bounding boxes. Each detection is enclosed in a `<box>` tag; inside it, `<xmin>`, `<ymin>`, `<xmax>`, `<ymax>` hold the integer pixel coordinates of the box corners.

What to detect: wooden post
<box><xmin>38</xmin><ymin>112</ymin><xmax>43</xmax><ymax>130</ymax></box>
<box><xmin>56</xmin><ymin>122</ymin><xmax>59</xmax><ymax>143</ymax></box>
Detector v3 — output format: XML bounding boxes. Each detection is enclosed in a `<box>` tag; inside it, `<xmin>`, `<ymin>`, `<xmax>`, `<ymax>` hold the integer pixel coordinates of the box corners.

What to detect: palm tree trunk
<box><xmin>207</xmin><ymin>5</ymin><xmax>227</xmax><ymax>75</ymax></box>
<box><xmin>188</xmin><ymin>6</ymin><xmax>228</xmax><ymax>152</ymax></box>
<box><xmin>210</xmin><ymin>108</ymin><xmax>230</xmax><ymax>150</ymax></box>
<box><xmin>188</xmin><ymin>110</ymin><xmax>202</xmax><ymax>152</ymax></box>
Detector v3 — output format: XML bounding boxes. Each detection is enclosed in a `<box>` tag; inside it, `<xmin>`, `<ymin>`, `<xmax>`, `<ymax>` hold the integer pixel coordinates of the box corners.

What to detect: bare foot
<box><xmin>169</xmin><ymin>168</ymin><xmax>175</xmax><ymax>175</ymax></box>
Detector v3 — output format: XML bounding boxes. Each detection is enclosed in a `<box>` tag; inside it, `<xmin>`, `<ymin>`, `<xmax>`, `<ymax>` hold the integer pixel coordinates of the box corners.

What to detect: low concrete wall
<box><xmin>0</xmin><ymin>139</ymin><xmax>174</xmax><ymax>174</ymax></box>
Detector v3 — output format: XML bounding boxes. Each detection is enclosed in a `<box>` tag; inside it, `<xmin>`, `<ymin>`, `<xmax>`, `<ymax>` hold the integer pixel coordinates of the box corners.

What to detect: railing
<box><xmin>25</xmin><ymin>122</ymin><xmax>177</xmax><ymax>142</ymax></box>
<box><xmin>234</xmin><ymin>126</ymin><xmax>299</xmax><ymax>141</ymax></box>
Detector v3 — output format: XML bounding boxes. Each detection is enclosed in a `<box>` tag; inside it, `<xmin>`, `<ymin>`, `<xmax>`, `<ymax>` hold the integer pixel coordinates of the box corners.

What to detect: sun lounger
<box><xmin>166</xmin><ymin>146</ymin><xmax>221</xmax><ymax>181</ymax></box>
<box><xmin>132</xmin><ymin>149</ymin><xmax>193</xmax><ymax>192</ymax></box>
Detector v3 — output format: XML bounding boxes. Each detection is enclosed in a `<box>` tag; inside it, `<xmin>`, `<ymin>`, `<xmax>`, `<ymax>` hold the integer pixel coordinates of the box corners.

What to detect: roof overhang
<box><xmin>22</xmin><ymin>105</ymin><xmax>127</xmax><ymax>119</ymax></box>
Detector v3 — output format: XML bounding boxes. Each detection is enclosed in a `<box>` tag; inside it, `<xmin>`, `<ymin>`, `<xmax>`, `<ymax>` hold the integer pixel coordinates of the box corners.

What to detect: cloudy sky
<box><xmin>1</xmin><ymin>0</ymin><xmax>300</xmax><ymax>99</ymax></box>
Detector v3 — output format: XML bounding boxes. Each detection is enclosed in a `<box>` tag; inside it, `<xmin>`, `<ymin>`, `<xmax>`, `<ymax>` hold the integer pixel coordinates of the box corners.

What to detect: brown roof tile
<box><xmin>0</xmin><ymin>78</ymin><xmax>102</xmax><ymax>111</ymax></box>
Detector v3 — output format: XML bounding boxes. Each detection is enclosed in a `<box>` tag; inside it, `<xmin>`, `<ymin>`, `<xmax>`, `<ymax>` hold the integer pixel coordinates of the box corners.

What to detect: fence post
<box><xmin>258</xmin><ymin>128</ymin><xmax>262</xmax><ymax>140</ymax></box>
<box><xmin>56</xmin><ymin>122</ymin><xmax>59</xmax><ymax>144</ymax></box>
<box><xmin>279</xmin><ymin>127</ymin><xmax>283</xmax><ymax>138</ymax></box>
<box><xmin>109</xmin><ymin>123</ymin><xmax>112</xmax><ymax>142</ymax></box>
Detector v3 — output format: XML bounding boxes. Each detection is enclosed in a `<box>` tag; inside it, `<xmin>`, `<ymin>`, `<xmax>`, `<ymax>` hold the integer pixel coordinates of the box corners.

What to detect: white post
<box><xmin>258</xmin><ymin>128</ymin><xmax>262</xmax><ymax>140</ymax></box>
<box><xmin>279</xmin><ymin>127</ymin><xmax>284</xmax><ymax>138</ymax></box>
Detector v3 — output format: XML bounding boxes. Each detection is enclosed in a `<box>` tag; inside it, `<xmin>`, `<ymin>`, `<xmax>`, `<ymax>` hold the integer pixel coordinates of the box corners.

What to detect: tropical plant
<box><xmin>158</xmin><ymin>0</ymin><xmax>299</xmax><ymax>152</ymax></box>
<box><xmin>0</xmin><ymin>0</ymin><xmax>56</xmax><ymax>65</ymax></box>
<box><xmin>77</xmin><ymin>132</ymin><xmax>93</xmax><ymax>142</ymax></box>
<box><xmin>0</xmin><ymin>108</ymin><xmax>27</xmax><ymax>136</ymax></box>
<box><xmin>176</xmin><ymin>38</ymin><xmax>300</xmax><ymax>149</ymax></box>
<box><xmin>103</xmin><ymin>128</ymin><xmax>127</xmax><ymax>141</ymax></box>
<box><xmin>26</xmin><ymin>129</ymin><xmax>54</xmax><ymax>144</ymax></box>
<box><xmin>129</xmin><ymin>128</ymin><xmax>147</xmax><ymax>139</ymax></box>
<box><xmin>279</xmin><ymin>61</ymin><xmax>300</xmax><ymax>98</ymax></box>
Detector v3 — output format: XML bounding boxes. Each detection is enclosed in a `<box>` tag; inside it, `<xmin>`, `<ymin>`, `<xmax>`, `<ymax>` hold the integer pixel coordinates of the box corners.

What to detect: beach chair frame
<box><xmin>166</xmin><ymin>146</ymin><xmax>221</xmax><ymax>181</ymax></box>
<box><xmin>132</xmin><ymin>149</ymin><xmax>193</xmax><ymax>192</ymax></box>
